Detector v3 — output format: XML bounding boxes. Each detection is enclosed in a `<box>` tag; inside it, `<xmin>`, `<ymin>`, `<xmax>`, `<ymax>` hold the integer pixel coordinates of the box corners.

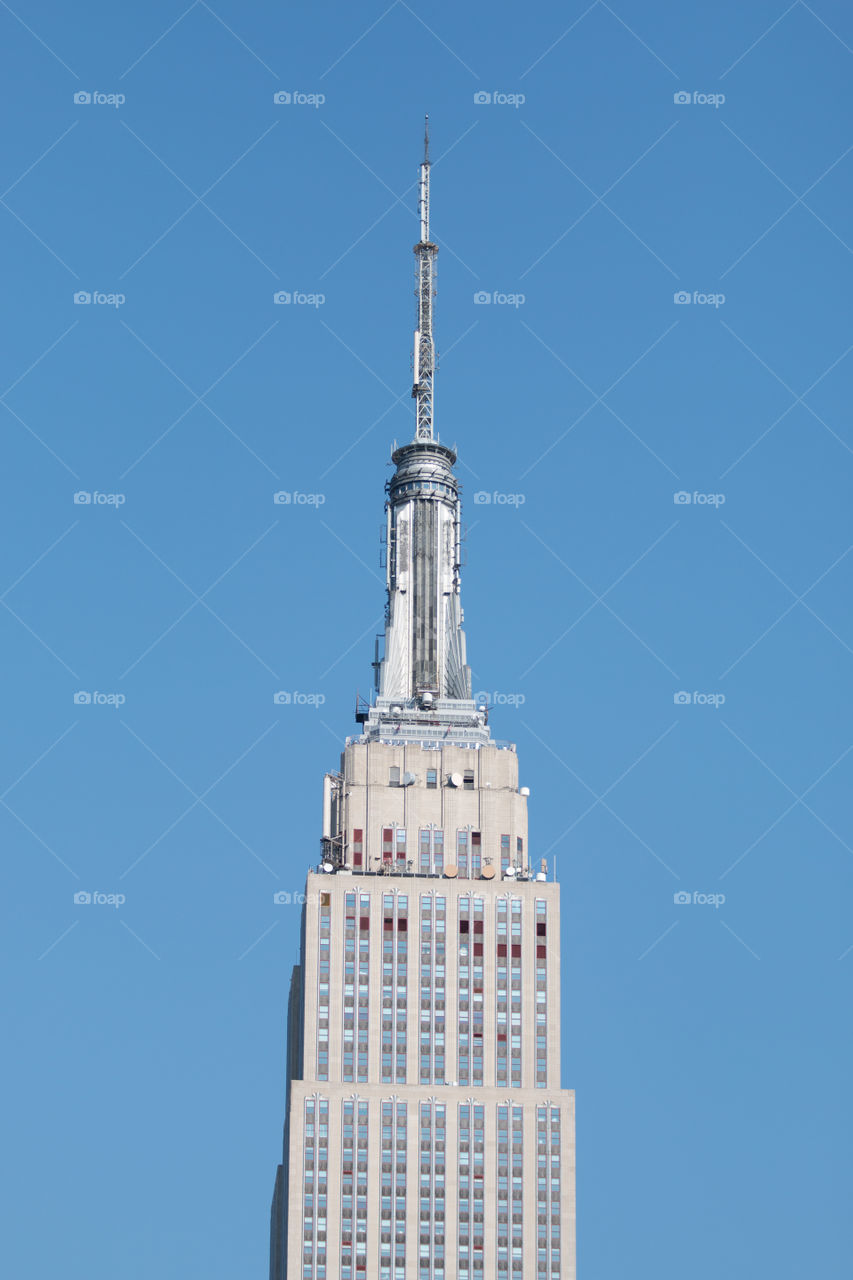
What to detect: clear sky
<box><xmin>1</xmin><ymin>1</ymin><xmax>851</xmax><ymax>1276</ymax></box>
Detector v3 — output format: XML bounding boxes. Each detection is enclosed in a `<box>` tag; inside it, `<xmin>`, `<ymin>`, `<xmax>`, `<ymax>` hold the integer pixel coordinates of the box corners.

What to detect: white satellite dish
<box><xmin>322</xmin><ymin>862</ymin><xmax>334</xmax><ymax>873</ymax></box>
<box><xmin>449</xmin><ymin>772</ymin><xmax>463</xmax><ymax>788</ymax></box>
<box><xmin>402</xmin><ymin>771</ymin><xmax>416</xmax><ymax>786</ymax></box>
<box><xmin>520</xmin><ymin>786</ymin><xmax>530</xmax><ymax>797</ymax></box>
<box><xmin>504</xmin><ymin>866</ymin><xmax>516</xmax><ymax>877</ymax></box>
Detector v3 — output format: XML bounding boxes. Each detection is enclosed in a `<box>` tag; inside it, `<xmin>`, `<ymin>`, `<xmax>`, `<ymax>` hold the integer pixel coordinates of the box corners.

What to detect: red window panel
<box><xmin>473</xmin><ymin>920</ymin><xmax>483</xmax><ymax>934</ymax></box>
<box><xmin>536</xmin><ymin>922</ymin><xmax>546</xmax><ymax>936</ymax></box>
<box><xmin>360</xmin><ymin>917</ymin><xmax>370</xmax><ymax>931</ymax></box>
<box><xmin>382</xmin><ymin>827</ymin><xmax>393</xmax><ymax>861</ymax></box>
<box><xmin>397</xmin><ymin>918</ymin><xmax>407</xmax><ymax>931</ymax></box>
<box><xmin>352</xmin><ymin>827</ymin><xmax>363</xmax><ymax>867</ymax></box>
<box><xmin>511</xmin><ymin>944</ymin><xmax>521</xmax><ymax>958</ymax></box>
<box><xmin>384</xmin><ymin>919</ymin><xmax>393</xmax><ymax>930</ymax></box>
<box><xmin>537</xmin><ymin>945</ymin><xmax>547</xmax><ymax>959</ymax></box>
<box><xmin>473</xmin><ymin>943</ymin><xmax>483</xmax><ymax>956</ymax></box>
<box><xmin>496</xmin><ymin>943</ymin><xmax>507</xmax><ymax>957</ymax></box>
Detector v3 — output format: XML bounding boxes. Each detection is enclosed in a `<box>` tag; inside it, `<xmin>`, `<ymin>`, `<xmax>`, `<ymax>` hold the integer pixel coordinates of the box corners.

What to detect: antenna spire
<box><xmin>412</xmin><ymin>118</ymin><xmax>437</xmax><ymax>441</ymax></box>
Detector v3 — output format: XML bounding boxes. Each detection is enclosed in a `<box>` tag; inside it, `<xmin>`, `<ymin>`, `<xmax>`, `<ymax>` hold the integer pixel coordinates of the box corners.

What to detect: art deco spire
<box><xmin>361</xmin><ymin>123</ymin><xmax>487</xmax><ymax>746</ymax></box>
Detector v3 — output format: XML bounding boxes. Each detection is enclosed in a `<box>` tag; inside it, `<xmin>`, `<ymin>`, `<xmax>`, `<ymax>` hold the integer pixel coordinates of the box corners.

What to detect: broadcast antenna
<box><xmin>412</xmin><ymin>115</ymin><xmax>438</xmax><ymax>441</ymax></box>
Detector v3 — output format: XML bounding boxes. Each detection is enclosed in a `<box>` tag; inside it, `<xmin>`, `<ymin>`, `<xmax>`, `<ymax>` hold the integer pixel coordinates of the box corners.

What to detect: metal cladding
<box><xmin>378</xmin><ymin>440</ymin><xmax>470</xmax><ymax>704</ymax></box>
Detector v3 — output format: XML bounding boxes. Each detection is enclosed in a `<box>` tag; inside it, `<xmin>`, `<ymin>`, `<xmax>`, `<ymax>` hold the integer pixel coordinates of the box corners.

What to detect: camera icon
<box><xmin>73</xmin><ymin>491</ymin><xmax>92</xmax><ymax>504</ymax></box>
<box><xmin>473</xmin><ymin>491</ymin><xmax>491</xmax><ymax>504</ymax></box>
<box><xmin>74</xmin><ymin>890</ymin><xmax>92</xmax><ymax>904</ymax></box>
<box><xmin>74</xmin><ymin>91</ymin><xmax>92</xmax><ymax>105</ymax></box>
<box><xmin>473</xmin><ymin>91</ymin><xmax>491</xmax><ymax>105</ymax></box>
<box><xmin>273</xmin><ymin>890</ymin><xmax>291</xmax><ymax>904</ymax></box>
<box><xmin>673</xmin><ymin>290</ymin><xmax>691</xmax><ymax>304</ymax></box>
<box><xmin>74</xmin><ymin>690</ymin><xmax>92</xmax><ymax>704</ymax></box>
<box><xmin>273</xmin><ymin>91</ymin><xmax>291</xmax><ymax>104</ymax></box>
<box><xmin>673</xmin><ymin>91</ymin><xmax>691</xmax><ymax>105</ymax></box>
<box><xmin>73</xmin><ymin>291</ymin><xmax>91</xmax><ymax>305</ymax></box>
<box><xmin>473</xmin><ymin>290</ymin><xmax>491</xmax><ymax>304</ymax></box>
<box><xmin>673</xmin><ymin>490</ymin><xmax>692</xmax><ymax>505</ymax></box>
<box><xmin>673</xmin><ymin>891</ymin><xmax>691</xmax><ymax>904</ymax></box>
<box><xmin>273</xmin><ymin>291</ymin><xmax>291</xmax><ymax>304</ymax></box>
<box><xmin>273</xmin><ymin>491</ymin><xmax>291</xmax><ymax>504</ymax></box>
<box><xmin>673</xmin><ymin>691</ymin><xmax>691</xmax><ymax>705</ymax></box>
<box><xmin>273</xmin><ymin>691</ymin><xmax>291</xmax><ymax>705</ymax></box>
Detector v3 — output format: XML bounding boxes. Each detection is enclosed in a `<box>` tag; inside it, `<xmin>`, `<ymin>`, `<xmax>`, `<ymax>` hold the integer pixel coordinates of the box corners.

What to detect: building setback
<box><xmin>269</xmin><ymin>122</ymin><xmax>576</xmax><ymax>1280</ymax></box>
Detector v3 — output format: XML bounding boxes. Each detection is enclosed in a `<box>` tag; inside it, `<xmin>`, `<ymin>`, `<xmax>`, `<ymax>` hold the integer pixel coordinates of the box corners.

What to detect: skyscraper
<box><xmin>269</xmin><ymin>123</ymin><xmax>576</xmax><ymax>1280</ymax></box>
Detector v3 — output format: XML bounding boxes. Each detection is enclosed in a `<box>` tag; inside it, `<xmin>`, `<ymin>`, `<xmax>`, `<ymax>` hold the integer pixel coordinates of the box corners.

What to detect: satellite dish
<box><xmin>322</xmin><ymin>862</ymin><xmax>334</xmax><ymax>873</ymax></box>
<box><xmin>504</xmin><ymin>866</ymin><xmax>516</xmax><ymax>877</ymax></box>
<box><xmin>449</xmin><ymin>772</ymin><xmax>463</xmax><ymax>788</ymax></box>
<box><xmin>520</xmin><ymin>786</ymin><xmax>530</xmax><ymax>797</ymax></box>
<box><xmin>480</xmin><ymin>865</ymin><xmax>496</xmax><ymax>880</ymax></box>
<box><xmin>402</xmin><ymin>771</ymin><xmax>416</xmax><ymax>786</ymax></box>
<box><xmin>443</xmin><ymin>864</ymin><xmax>458</xmax><ymax>878</ymax></box>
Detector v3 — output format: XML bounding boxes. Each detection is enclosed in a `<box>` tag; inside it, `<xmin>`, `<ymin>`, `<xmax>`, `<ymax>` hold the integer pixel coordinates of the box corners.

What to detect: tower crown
<box><xmin>362</xmin><ymin>124</ymin><xmax>485</xmax><ymax>746</ymax></box>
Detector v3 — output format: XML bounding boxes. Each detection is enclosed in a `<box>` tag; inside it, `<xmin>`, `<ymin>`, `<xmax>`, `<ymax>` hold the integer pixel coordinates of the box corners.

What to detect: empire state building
<box><xmin>269</xmin><ymin>124</ymin><xmax>577</xmax><ymax>1280</ymax></box>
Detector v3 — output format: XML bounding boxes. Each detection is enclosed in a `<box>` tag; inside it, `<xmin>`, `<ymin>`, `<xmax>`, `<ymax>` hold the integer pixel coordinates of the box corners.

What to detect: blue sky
<box><xmin>1</xmin><ymin>1</ymin><xmax>852</xmax><ymax>1276</ymax></box>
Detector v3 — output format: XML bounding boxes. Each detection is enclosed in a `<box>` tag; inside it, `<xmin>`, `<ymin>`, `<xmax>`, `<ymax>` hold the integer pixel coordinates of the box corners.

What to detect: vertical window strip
<box><xmin>343</xmin><ymin>893</ymin><xmax>357</xmax><ymax>1082</ymax></box>
<box><xmin>472</xmin><ymin>898</ymin><xmax>484</xmax><ymax>1084</ymax></box>
<box><xmin>496</xmin><ymin>900</ymin><xmax>508</xmax><ymax>1085</ymax></box>
<box><xmin>458</xmin><ymin>897</ymin><xmax>470</xmax><ymax>1085</ymax></box>
<box><xmin>535</xmin><ymin>899</ymin><xmax>547</xmax><ymax>1088</ymax></box>
<box><xmin>357</xmin><ymin>894</ymin><xmax>370</xmax><ymax>1083</ymax></box>
<box><xmin>317</xmin><ymin>894</ymin><xmax>331</xmax><ymax>1081</ymax></box>
<box><xmin>510</xmin><ymin>900</ymin><xmax>522</xmax><ymax>1087</ymax></box>
<box><xmin>457</xmin><ymin>830</ymin><xmax>469</xmax><ymax>879</ymax></box>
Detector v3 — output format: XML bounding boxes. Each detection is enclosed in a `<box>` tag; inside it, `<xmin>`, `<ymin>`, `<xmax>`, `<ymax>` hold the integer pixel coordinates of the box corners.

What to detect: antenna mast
<box><xmin>412</xmin><ymin>116</ymin><xmax>438</xmax><ymax>441</ymax></box>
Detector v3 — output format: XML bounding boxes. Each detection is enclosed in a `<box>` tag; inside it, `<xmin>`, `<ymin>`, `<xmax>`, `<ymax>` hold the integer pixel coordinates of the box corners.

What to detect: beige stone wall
<box><xmin>339</xmin><ymin>741</ymin><xmax>532</xmax><ymax>874</ymax></box>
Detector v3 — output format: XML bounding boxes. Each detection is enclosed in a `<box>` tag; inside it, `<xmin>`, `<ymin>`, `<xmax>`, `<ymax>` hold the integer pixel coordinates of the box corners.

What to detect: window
<box><xmin>426</xmin><ymin>769</ymin><xmax>437</xmax><ymax>789</ymax></box>
<box><xmin>390</xmin><ymin>766</ymin><xmax>400</xmax><ymax>787</ymax></box>
<box><xmin>463</xmin><ymin>769</ymin><xmax>475</xmax><ymax>790</ymax></box>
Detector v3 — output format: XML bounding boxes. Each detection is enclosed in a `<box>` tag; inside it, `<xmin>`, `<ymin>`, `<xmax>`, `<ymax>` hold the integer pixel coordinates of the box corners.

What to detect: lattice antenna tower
<box><xmin>412</xmin><ymin>115</ymin><xmax>438</xmax><ymax>441</ymax></box>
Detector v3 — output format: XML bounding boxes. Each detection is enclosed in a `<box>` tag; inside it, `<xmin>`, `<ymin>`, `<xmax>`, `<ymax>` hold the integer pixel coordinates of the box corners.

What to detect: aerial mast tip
<box><xmin>424</xmin><ymin>114</ymin><xmax>430</xmax><ymax>164</ymax></box>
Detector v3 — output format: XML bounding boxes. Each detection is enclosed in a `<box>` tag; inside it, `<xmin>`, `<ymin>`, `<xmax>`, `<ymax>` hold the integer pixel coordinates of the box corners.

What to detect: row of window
<box><xmin>351</xmin><ymin>827</ymin><xmax>523</xmax><ymax>877</ymax></box>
